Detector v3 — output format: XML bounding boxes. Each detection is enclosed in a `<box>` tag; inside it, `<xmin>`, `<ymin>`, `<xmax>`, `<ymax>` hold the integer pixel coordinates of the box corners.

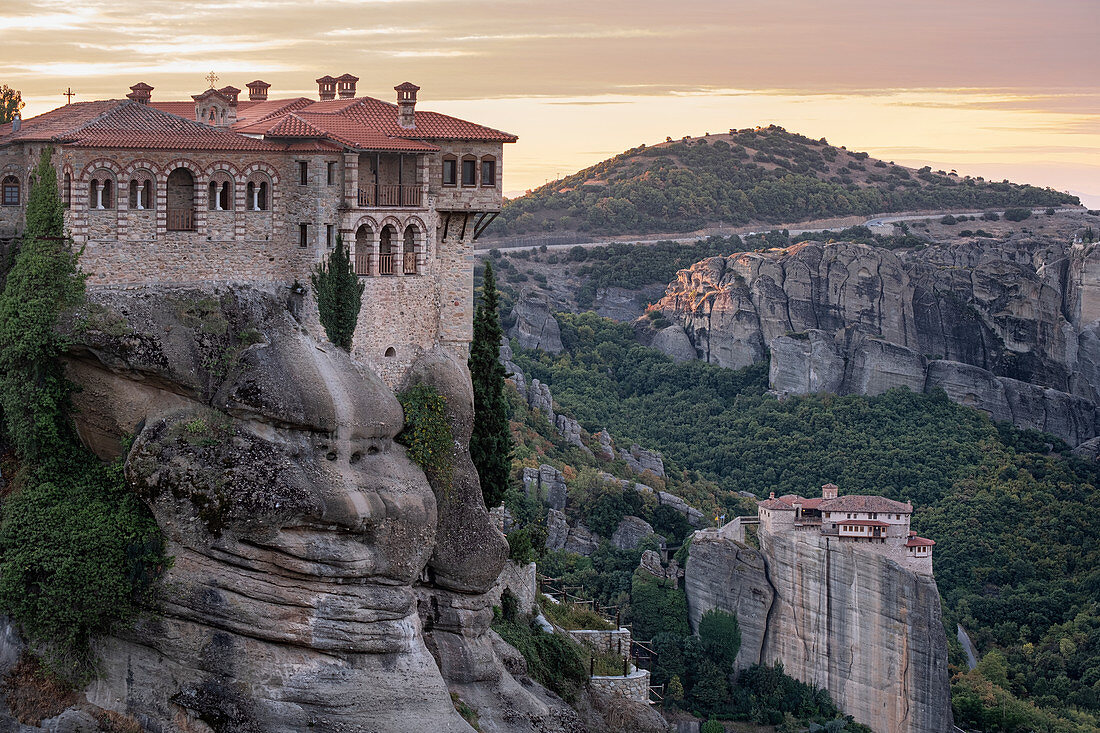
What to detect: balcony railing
<box><xmin>166</xmin><ymin>208</ymin><xmax>195</xmax><ymax>231</ymax></box>
<box><xmin>354</xmin><ymin>250</ymin><xmax>371</xmax><ymax>276</ymax></box>
<box><xmin>378</xmin><ymin>252</ymin><xmax>395</xmax><ymax>275</ymax></box>
<box><xmin>357</xmin><ymin>185</ymin><xmax>423</xmax><ymax>208</ymax></box>
<box><xmin>403</xmin><ymin>252</ymin><xmax>417</xmax><ymax>274</ymax></box>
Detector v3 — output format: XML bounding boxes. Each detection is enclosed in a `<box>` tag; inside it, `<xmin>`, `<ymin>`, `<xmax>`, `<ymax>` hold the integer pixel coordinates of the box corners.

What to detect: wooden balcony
<box><xmin>354</xmin><ymin>250</ymin><xmax>371</xmax><ymax>276</ymax></box>
<box><xmin>166</xmin><ymin>208</ymin><xmax>195</xmax><ymax>231</ymax></box>
<box><xmin>357</xmin><ymin>185</ymin><xmax>423</xmax><ymax>208</ymax></box>
<box><xmin>378</xmin><ymin>252</ymin><xmax>395</xmax><ymax>275</ymax></box>
<box><xmin>403</xmin><ymin>251</ymin><xmax>417</xmax><ymax>274</ymax></box>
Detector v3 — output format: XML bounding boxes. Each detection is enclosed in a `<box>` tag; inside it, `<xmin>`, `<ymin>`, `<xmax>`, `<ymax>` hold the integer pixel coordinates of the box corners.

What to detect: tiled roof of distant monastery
<box><xmin>905</xmin><ymin>536</ymin><xmax>936</xmax><ymax>547</ymax></box>
<box><xmin>761</xmin><ymin>492</ymin><xmax>913</xmax><ymax>514</ymax></box>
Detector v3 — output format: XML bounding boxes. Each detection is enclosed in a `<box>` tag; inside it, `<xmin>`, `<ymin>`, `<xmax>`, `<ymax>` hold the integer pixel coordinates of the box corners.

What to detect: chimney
<box><xmin>316</xmin><ymin>75</ymin><xmax>337</xmax><ymax>101</ymax></box>
<box><xmin>822</xmin><ymin>483</ymin><xmax>839</xmax><ymax>500</ymax></box>
<box><xmin>247</xmin><ymin>80</ymin><xmax>270</xmax><ymax>102</ymax></box>
<box><xmin>11</xmin><ymin>113</ymin><xmax>20</xmax><ymax>133</ymax></box>
<box><xmin>394</xmin><ymin>81</ymin><xmax>419</xmax><ymax>129</ymax></box>
<box><xmin>769</xmin><ymin>492</ymin><xmax>775</xmax><ymax>500</ymax></box>
<box><xmin>336</xmin><ymin>74</ymin><xmax>359</xmax><ymax>99</ymax></box>
<box><xmin>126</xmin><ymin>82</ymin><xmax>153</xmax><ymax>105</ymax></box>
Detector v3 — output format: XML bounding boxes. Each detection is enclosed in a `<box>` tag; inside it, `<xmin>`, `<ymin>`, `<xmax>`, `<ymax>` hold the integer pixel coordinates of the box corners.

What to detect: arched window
<box><xmin>480</xmin><ymin>156</ymin><xmax>496</xmax><ymax>187</ymax></box>
<box><xmin>354</xmin><ymin>224</ymin><xmax>373</xmax><ymax>276</ymax></box>
<box><xmin>89</xmin><ymin>174</ymin><xmax>115</xmax><ymax>209</ymax></box>
<box><xmin>379</xmin><ymin>224</ymin><xmax>396</xmax><ymax>275</ymax></box>
<box><xmin>207</xmin><ymin>176</ymin><xmax>233</xmax><ymax>211</ymax></box>
<box><xmin>1</xmin><ymin>176</ymin><xmax>18</xmax><ymax>206</ymax></box>
<box><xmin>166</xmin><ymin>168</ymin><xmax>196</xmax><ymax>230</ymax></box>
<box><xmin>128</xmin><ymin>173</ymin><xmax>153</xmax><ymax>210</ymax></box>
<box><xmin>402</xmin><ymin>224</ymin><xmax>419</xmax><ymax>275</ymax></box>
<box><xmin>246</xmin><ymin>177</ymin><xmax>270</xmax><ymax>211</ymax></box>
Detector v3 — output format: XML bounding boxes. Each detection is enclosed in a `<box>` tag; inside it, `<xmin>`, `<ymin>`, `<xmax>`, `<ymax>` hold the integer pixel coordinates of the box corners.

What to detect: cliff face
<box><xmin>685</xmin><ymin>531</ymin><xmax>952</xmax><ymax>733</ymax></box>
<box><xmin>4</xmin><ymin>286</ymin><xmax>581</xmax><ymax>733</ymax></box>
<box><xmin>654</xmin><ymin>237</ymin><xmax>1100</xmax><ymax>444</ymax></box>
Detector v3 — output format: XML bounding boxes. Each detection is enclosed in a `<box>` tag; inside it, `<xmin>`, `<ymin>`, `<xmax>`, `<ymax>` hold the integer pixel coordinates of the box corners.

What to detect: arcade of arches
<box><xmin>353</xmin><ymin>222</ymin><xmax>424</xmax><ymax>276</ymax></box>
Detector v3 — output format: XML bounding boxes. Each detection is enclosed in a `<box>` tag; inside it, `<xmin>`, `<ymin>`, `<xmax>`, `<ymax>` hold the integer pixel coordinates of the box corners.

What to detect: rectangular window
<box><xmin>461</xmin><ymin>159</ymin><xmax>477</xmax><ymax>186</ymax></box>
<box><xmin>326</xmin><ymin>224</ymin><xmax>334</xmax><ymax>248</ymax></box>
<box><xmin>481</xmin><ymin>159</ymin><xmax>496</xmax><ymax>187</ymax></box>
<box><xmin>299</xmin><ymin>223</ymin><xmax>308</xmax><ymax>248</ymax></box>
<box><xmin>442</xmin><ymin>159</ymin><xmax>457</xmax><ymax>186</ymax></box>
<box><xmin>298</xmin><ymin>161</ymin><xmax>308</xmax><ymax>185</ymax></box>
<box><xmin>327</xmin><ymin>162</ymin><xmax>336</xmax><ymax>185</ymax></box>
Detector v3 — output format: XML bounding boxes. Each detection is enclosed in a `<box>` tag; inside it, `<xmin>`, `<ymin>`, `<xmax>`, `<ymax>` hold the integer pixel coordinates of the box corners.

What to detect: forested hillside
<box><xmin>492</xmin><ymin>125</ymin><xmax>1077</xmax><ymax>237</ymax></box>
<box><xmin>505</xmin><ymin>312</ymin><xmax>1100</xmax><ymax>731</ymax></box>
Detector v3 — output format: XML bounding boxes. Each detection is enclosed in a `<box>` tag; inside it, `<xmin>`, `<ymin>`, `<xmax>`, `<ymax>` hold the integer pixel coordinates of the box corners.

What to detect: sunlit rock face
<box><xmin>654</xmin><ymin>237</ymin><xmax>1100</xmax><ymax>445</ymax></box>
<box><xmin>54</xmin><ymin>286</ymin><xmax>573</xmax><ymax>733</ymax></box>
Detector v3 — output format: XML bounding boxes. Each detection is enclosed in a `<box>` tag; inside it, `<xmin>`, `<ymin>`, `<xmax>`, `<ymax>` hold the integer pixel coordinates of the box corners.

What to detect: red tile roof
<box><xmin>759</xmin><ymin>498</ymin><xmax>795</xmax><ymax>511</ymax></box>
<box><xmin>839</xmin><ymin>519</ymin><xmax>890</xmax><ymax>527</ymax></box>
<box><xmin>905</xmin><ymin>536</ymin><xmax>936</xmax><ymax>547</ymax></box>
<box><xmin>0</xmin><ymin>100</ymin><xmax>287</xmax><ymax>151</ymax></box>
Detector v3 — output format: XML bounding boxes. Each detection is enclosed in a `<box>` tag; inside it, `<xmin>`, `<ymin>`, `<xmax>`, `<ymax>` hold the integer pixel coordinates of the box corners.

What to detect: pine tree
<box><xmin>0</xmin><ymin>146</ymin><xmax>85</xmax><ymax>460</ymax></box>
<box><xmin>310</xmin><ymin>234</ymin><xmax>364</xmax><ymax>351</ymax></box>
<box><xmin>468</xmin><ymin>260</ymin><xmax>512</xmax><ymax>508</ymax></box>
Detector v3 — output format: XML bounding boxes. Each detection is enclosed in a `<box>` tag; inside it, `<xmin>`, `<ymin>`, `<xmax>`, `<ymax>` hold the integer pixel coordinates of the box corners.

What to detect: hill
<box><xmin>491</xmin><ymin>125</ymin><xmax>1078</xmax><ymax>237</ymax></box>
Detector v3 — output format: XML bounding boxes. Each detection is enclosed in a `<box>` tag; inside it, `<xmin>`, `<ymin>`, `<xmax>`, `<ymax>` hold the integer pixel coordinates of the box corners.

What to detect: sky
<box><xmin>3</xmin><ymin>0</ymin><xmax>1099</xmax><ymax>204</ymax></box>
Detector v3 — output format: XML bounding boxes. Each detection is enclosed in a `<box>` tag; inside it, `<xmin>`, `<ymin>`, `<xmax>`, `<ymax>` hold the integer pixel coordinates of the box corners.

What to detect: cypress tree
<box><xmin>468</xmin><ymin>260</ymin><xmax>512</xmax><ymax>507</ymax></box>
<box><xmin>310</xmin><ymin>234</ymin><xmax>364</xmax><ymax>351</ymax></box>
<box><xmin>0</xmin><ymin>146</ymin><xmax>85</xmax><ymax>459</ymax></box>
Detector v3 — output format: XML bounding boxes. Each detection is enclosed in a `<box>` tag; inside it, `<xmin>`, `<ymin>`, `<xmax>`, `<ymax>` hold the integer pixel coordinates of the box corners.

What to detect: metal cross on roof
<box><xmin>62</xmin><ymin>87</ymin><xmax>75</xmax><ymax>104</ymax></box>
<box><xmin>205</xmin><ymin>71</ymin><xmax>219</xmax><ymax>89</ymax></box>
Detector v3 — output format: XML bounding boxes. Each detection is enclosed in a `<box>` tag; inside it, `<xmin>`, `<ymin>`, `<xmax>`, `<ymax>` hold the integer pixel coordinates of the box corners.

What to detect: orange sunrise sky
<box><xmin>3</xmin><ymin>0</ymin><xmax>1098</xmax><ymax>204</ymax></box>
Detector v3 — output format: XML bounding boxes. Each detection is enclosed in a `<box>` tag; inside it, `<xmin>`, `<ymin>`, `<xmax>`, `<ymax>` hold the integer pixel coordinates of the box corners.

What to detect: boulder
<box><xmin>1072</xmin><ymin>436</ymin><xmax>1100</xmax><ymax>462</ymax></box>
<box><xmin>658</xmin><ymin>491</ymin><xmax>705</xmax><ymax>526</ymax></box>
<box><xmin>651</xmin><ymin>324</ymin><xmax>697</xmax><ymax>362</ymax></box>
<box><xmin>638</xmin><ymin>550</ymin><xmax>665</xmax><ymax>578</ymax></box>
<box><xmin>546</xmin><ymin>509</ymin><xmax>571</xmax><ymax>552</ymax></box>
<box><xmin>499</xmin><ymin>335</ymin><xmax>527</xmax><ymax>396</ymax></box>
<box><xmin>509</xmin><ymin>290</ymin><xmax>563</xmax><ymax>354</ymax></box>
<box><xmin>594</xmin><ymin>429</ymin><xmax>615</xmax><ymax>461</ymax></box>
<box><xmin>564</xmin><ymin>523</ymin><xmax>600</xmax><ymax>557</ymax></box>
<box><xmin>555</xmin><ymin>413</ymin><xmax>591</xmax><ymax>454</ymax></box>
<box><xmin>611</xmin><ymin>515</ymin><xmax>660</xmax><ymax>551</ymax></box>
<box><xmin>527</xmin><ymin>379</ymin><xmax>554</xmax><ymax>423</ymax></box>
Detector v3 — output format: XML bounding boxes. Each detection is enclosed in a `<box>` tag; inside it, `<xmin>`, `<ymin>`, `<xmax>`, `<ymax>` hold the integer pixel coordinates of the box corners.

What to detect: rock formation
<box><xmin>654</xmin><ymin>237</ymin><xmax>1100</xmax><ymax>445</ymax></box>
<box><xmin>523</xmin><ymin>464</ymin><xmax>569</xmax><ymax>510</ymax></box>
<box><xmin>685</xmin><ymin>527</ymin><xmax>952</xmax><ymax>733</ymax></box>
<box><xmin>619</xmin><ymin>444</ymin><xmax>665</xmax><ymax>478</ymax></box>
<box><xmin>8</xmin><ymin>285</ymin><xmax>582</xmax><ymax>733</ymax></box>
<box><xmin>509</xmin><ymin>290</ymin><xmax>563</xmax><ymax>354</ymax></box>
<box><xmin>611</xmin><ymin>516</ymin><xmax>662</xmax><ymax>551</ymax></box>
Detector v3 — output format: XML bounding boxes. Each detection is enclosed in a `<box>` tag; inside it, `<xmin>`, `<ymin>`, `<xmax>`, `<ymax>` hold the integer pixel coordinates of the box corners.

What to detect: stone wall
<box><xmin>588</xmin><ymin>668</ymin><xmax>650</xmax><ymax>704</ymax></box>
<box><xmin>565</xmin><ymin>627</ymin><xmax>632</xmax><ymax>656</ymax></box>
<box><xmin>485</xmin><ymin>560</ymin><xmax>537</xmax><ymax>615</ymax></box>
<box><xmin>426</xmin><ymin>141</ymin><xmax>505</xmax><ymax>212</ymax></box>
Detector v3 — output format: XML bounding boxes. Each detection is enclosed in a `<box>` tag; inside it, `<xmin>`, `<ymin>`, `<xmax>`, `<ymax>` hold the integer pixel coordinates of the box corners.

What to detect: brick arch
<box><xmin>119</xmin><ymin>159</ymin><xmax>161</xmax><ymax>182</ymax></box>
<box><xmin>352</xmin><ymin>214</ymin><xmax>379</xmax><ymax>232</ymax></box>
<box><xmin>203</xmin><ymin>161</ymin><xmax>243</xmax><ymax>181</ymax></box>
<box><xmin>377</xmin><ymin>215</ymin><xmax>403</xmax><ymax>232</ymax></box>
<box><xmin>242</xmin><ymin>162</ymin><xmax>280</xmax><ymax>185</ymax></box>
<box><xmin>160</xmin><ymin>159</ymin><xmax>203</xmax><ymax>184</ymax></box>
<box><xmin>78</xmin><ymin>158</ymin><xmax>121</xmax><ymax>183</ymax></box>
<box><xmin>402</xmin><ymin>215</ymin><xmax>427</xmax><ymax>234</ymax></box>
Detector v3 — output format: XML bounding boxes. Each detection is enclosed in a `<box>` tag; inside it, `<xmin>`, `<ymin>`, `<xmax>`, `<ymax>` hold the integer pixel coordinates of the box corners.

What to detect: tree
<box><xmin>310</xmin><ymin>235</ymin><xmax>363</xmax><ymax>351</ymax></box>
<box><xmin>0</xmin><ymin>85</ymin><xmax>23</xmax><ymax>125</ymax></box>
<box><xmin>699</xmin><ymin>608</ymin><xmax>741</xmax><ymax>670</ymax></box>
<box><xmin>0</xmin><ymin>146</ymin><xmax>84</xmax><ymax>459</ymax></box>
<box><xmin>468</xmin><ymin>259</ymin><xmax>512</xmax><ymax>507</ymax></box>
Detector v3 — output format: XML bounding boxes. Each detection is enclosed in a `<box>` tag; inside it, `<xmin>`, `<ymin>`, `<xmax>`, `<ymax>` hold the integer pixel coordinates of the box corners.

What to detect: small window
<box><xmin>481</xmin><ymin>158</ymin><xmax>496</xmax><ymax>187</ymax></box>
<box><xmin>327</xmin><ymin>161</ymin><xmax>336</xmax><ymax>185</ymax></box>
<box><xmin>461</xmin><ymin>158</ymin><xmax>476</xmax><ymax>186</ymax></box>
<box><xmin>326</xmin><ymin>224</ymin><xmax>334</xmax><ymax>248</ymax></box>
<box><xmin>1</xmin><ymin>176</ymin><xmax>18</xmax><ymax>206</ymax></box>
<box><xmin>442</xmin><ymin>158</ymin><xmax>457</xmax><ymax>186</ymax></box>
<box><xmin>299</xmin><ymin>223</ymin><xmax>308</xmax><ymax>247</ymax></box>
<box><xmin>247</xmin><ymin>180</ymin><xmax>270</xmax><ymax>211</ymax></box>
<box><xmin>298</xmin><ymin>161</ymin><xmax>308</xmax><ymax>185</ymax></box>
<box><xmin>384</xmin><ymin>346</ymin><xmax>396</xmax><ymax>358</ymax></box>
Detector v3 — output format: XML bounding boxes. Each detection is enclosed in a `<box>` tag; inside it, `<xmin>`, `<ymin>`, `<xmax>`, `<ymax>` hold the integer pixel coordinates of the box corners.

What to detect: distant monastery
<box><xmin>723</xmin><ymin>483</ymin><xmax>936</xmax><ymax>574</ymax></box>
<box><xmin>0</xmin><ymin>74</ymin><xmax>516</xmax><ymax>384</ymax></box>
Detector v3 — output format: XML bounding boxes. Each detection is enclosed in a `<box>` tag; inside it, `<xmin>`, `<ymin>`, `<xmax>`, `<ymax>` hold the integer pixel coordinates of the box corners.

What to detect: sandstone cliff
<box><xmin>653</xmin><ymin>237</ymin><xmax>1100</xmax><ymax>444</ymax></box>
<box><xmin>3</xmin><ymin>286</ymin><xmax>584</xmax><ymax>733</ymax></box>
<box><xmin>685</xmin><ymin>530</ymin><xmax>952</xmax><ymax>733</ymax></box>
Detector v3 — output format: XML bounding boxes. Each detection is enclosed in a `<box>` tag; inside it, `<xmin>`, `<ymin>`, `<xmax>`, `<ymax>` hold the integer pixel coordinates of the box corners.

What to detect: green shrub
<box><xmin>700</xmin><ymin>718</ymin><xmax>724</xmax><ymax>733</ymax></box>
<box><xmin>699</xmin><ymin>608</ymin><xmax>741</xmax><ymax>670</ymax></box>
<box><xmin>396</xmin><ymin>385</ymin><xmax>454</xmax><ymax>485</ymax></box>
<box><xmin>1003</xmin><ymin>207</ymin><xmax>1032</xmax><ymax>222</ymax></box>
<box><xmin>492</xmin><ymin>616</ymin><xmax>588</xmax><ymax>701</ymax></box>
<box><xmin>540</xmin><ymin>596</ymin><xmax>614</xmax><ymax>631</ymax></box>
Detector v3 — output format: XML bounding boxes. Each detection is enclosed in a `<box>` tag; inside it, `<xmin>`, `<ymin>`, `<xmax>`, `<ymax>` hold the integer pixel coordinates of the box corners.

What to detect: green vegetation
<box><xmin>508</xmin><ymin>308</ymin><xmax>1100</xmax><ymax>727</ymax></box>
<box><xmin>0</xmin><ymin>85</ymin><xmax>22</xmax><ymax>125</ymax></box>
<box><xmin>396</xmin><ymin>385</ymin><xmax>454</xmax><ymax>485</ymax></box>
<box><xmin>0</xmin><ymin>148</ymin><xmax>167</xmax><ymax>681</ymax></box>
<box><xmin>539</xmin><ymin>595</ymin><xmax>615</xmax><ymax>631</ymax></box>
<box><xmin>493</xmin><ymin>126</ymin><xmax>1075</xmax><ymax>236</ymax></box>
<box><xmin>469</xmin><ymin>260</ymin><xmax>513</xmax><ymax>507</ymax></box>
<box><xmin>450</xmin><ymin>693</ymin><xmax>481</xmax><ymax>731</ymax></box>
<box><xmin>491</xmin><ymin>590</ymin><xmax>588</xmax><ymax>701</ymax></box>
<box><xmin>1003</xmin><ymin>207</ymin><xmax>1033</xmax><ymax>222</ymax></box>
<box><xmin>699</xmin><ymin>608</ymin><xmax>741</xmax><ymax>671</ymax></box>
<box><xmin>310</xmin><ymin>235</ymin><xmax>364</xmax><ymax>351</ymax></box>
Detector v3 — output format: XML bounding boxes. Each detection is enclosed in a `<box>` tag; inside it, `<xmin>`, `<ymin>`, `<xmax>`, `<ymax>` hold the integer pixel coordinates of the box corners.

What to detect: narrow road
<box><xmin>476</xmin><ymin>206</ymin><xmax>1084</xmax><ymax>256</ymax></box>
